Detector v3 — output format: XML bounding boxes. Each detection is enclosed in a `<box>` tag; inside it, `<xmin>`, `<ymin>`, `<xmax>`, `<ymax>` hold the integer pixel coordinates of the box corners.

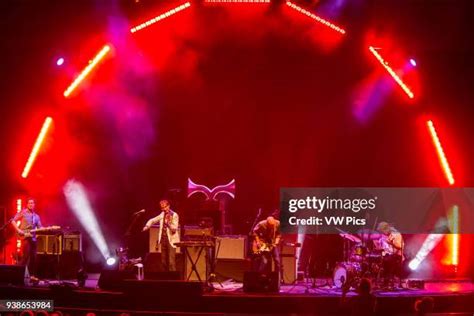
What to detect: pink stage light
<box><xmin>130</xmin><ymin>2</ymin><xmax>191</xmax><ymax>34</ymax></box>
<box><xmin>187</xmin><ymin>178</ymin><xmax>236</xmax><ymax>201</ymax></box>
<box><xmin>427</xmin><ymin>120</ymin><xmax>455</xmax><ymax>185</ymax></box>
<box><xmin>368</xmin><ymin>46</ymin><xmax>414</xmax><ymax>99</ymax></box>
<box><xmin>205</xmin><ymin>0</ymin><xmax>270</xmax><ymax>3</ymax></box>
<box><xmin>63</xmin><ymin>45</ymin><xmax>111</xmax><ymax>98</ymax></box>
<box><xmin>286</xmin><ymin>1</ymin><xmax>346</xmax><ymax>35</ymax></box>
<box><xmin>21</xmin><ymin>117</ymin><xmax>53</xmax><ymax>179</ymax></box>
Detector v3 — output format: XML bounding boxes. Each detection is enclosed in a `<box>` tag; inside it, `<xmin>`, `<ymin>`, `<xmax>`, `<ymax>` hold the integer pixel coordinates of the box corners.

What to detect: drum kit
<box><xmin>332</xmin><ymin>228</ymin><xmax>389</xmax><ymax>289</ymax></box>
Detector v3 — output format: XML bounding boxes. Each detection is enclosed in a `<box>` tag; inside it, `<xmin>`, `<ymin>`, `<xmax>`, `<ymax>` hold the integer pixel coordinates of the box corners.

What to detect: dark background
<box><xmin>0</xmin><ymin>0</ymin><xmax>473</xmax><ymax>269</ymax></box>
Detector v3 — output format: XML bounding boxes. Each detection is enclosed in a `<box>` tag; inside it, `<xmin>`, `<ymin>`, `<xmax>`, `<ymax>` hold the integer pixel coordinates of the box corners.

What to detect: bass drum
<box><xmin>333</xmin><ymin>262</ymin><xmax>361</xmax><ymax>288</ymax></box>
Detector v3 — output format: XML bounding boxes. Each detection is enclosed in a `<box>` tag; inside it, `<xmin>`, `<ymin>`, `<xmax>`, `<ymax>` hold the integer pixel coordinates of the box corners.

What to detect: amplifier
<box><xmin>216</xmin><ymin>235</ymin><xmax>246</xmax><ymax>259</ymax></box>
<box><xmin>63</xmin><ymin>233</ymin><xmax>82</xmax><ymax>252</ymax></box>
<box><xmin>282</xmin><ymin>255</ymin><xmax>297</xmax><ymax>284</ymax></box>
<box><xmin>183</xmin><ymin>226</ymin><xmax>213</xmax><ymax>238</ymax></box>
<box><xmin>37</xmin><ymin>235</ymin><xmax>62</xmax><ymax>255</ymax></box>
<box><xmin>281</xmin><ymin>243</ymin><xmax>298</xmax><ymax>284</ymax></box>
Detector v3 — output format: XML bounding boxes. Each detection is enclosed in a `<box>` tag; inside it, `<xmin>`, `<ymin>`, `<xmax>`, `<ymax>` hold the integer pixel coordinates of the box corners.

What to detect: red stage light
<box><xmin>63</xmin><ymin>45</ymin><xmax>111</xmax><ymax>98</ymax></box>
<box><xmin>21</xmin><ymin>117</ymin><xmax>53</xmax><ymax>179</ymax></box>
<box><xmin>426</xmin><ymin>120</ymin><xmax>455</xmax><ymax>185</ymax></box>
<box><xmin>130</xmin><ymin>2</ymin><xmax>191</xmax><ymax>34</ymax></box>
<box><xmin>16</xmin><ymin>199</ymin><xmax>22</xmax><ymax>255</ymax></box>
<box><xmin>368</xmin><ymin>46</ymin><xmax>414</xmax><ymax>99</ymax></box>
<box><xmin>450</xmin><ymin>205</ymin><xmax>459</xmax><ymax>266</ymax></box>
<box><xmin>205</xmin><ymin>0</ymin><xmax>270</xmax><ymax>3</ymax></box>
<box><xmin>286</xmin><ymin>1</ymin><xmax>346</xmax><ymax>35</ymax></box>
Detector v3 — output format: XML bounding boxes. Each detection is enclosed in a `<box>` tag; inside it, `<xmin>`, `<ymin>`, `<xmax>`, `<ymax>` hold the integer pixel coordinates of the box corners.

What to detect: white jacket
<box><xmin>145</xmin><ymin>211</ymin><xmax>180</xmax><ymax>248</ymax></box>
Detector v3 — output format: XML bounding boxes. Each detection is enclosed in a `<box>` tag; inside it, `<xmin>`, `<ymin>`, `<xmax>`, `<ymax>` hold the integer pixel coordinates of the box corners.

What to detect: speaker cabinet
<box><xmin>0</xmin><ymin>264</ymin><xmax>28</xmax><ymax>285</ymax></box>
<box><xmin>243</xmin><ymin>271</ymin><xmax>280</xmax><ymax>293</ymax></box>
<box><xmin>216</xmin><ymin>235</ymin><xmax>247</xmax><ymax>259</ymax></box>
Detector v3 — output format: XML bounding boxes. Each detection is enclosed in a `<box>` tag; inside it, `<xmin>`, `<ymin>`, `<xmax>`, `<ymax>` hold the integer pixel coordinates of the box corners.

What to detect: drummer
<box><xmin>376</xmin><ymin>222</ymin><xmax>403</xmax><ymax>257</ymax></box>
<box><xmin>376</xmin><ymin>222</ymin><xmax>404</xmax><ymax>286</ymax></box>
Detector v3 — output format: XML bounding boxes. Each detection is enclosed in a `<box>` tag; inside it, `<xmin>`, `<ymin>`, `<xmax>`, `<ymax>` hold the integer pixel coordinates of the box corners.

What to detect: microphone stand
<box><xmin>1</xmin><ymin>217</ymin><xmax>14</xmax><ymax>264</ymax></box>
<box><xmin>0</xmin><ymin>217</ymin><xmax>14</xmax><ymax>232</ymax></box>
<box><xmin>123</xmin><ymin>211</ymin><xmax>145</xmax><ymax>257</ymax></box>
<box><xmin>124</xmin><ymin>211</ymin><xmax>144</xmax><ymax>238</ymax></box>
<box><xmin>248</xmin><ymin>208</ymin><xmax>262</xmax><ymax>257</ymax></box>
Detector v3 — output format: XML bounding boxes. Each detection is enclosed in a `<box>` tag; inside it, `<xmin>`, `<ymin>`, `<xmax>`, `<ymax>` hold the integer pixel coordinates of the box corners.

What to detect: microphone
<box><xmin>133</xmin><ymin>209</ymin><xmax>146</xmax><ymax>216</ymax></box>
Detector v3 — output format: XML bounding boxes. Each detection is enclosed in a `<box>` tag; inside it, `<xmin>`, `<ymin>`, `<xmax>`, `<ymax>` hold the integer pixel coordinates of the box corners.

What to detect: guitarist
<box><xmin>252</xmin><ymin>214</ymin><xmax>281</xmax><ymax>276</ymax></box>
<box><xmin>11</xmin><ymin>198</ymin><xmax>42</xmax><ymax>281</ymax></box>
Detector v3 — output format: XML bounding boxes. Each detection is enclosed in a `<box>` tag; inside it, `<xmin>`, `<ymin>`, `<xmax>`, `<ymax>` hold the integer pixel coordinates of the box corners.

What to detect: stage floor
<box><xmin>80</xmin><ymin>274</ymin><xmax>474</xmax><ymax>297</ymax></box>
<box><xmin>1</xmin><ymin>276</ymin><xmax>473</xmax><ymax>315</ymax></box>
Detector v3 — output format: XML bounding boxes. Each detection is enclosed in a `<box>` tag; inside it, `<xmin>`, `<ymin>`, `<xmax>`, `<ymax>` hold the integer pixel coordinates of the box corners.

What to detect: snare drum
<box><xmin>333</xmin><ymin>262</ymin><xmax>361</xmax><ymax>288</ymax></box>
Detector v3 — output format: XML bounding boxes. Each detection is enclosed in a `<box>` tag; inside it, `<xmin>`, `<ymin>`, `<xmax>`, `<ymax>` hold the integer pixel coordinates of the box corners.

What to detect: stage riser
<box><xmin>0</xmin><ymin>283</ymin><xmax>472</xmax><ymax>315</ymax></box>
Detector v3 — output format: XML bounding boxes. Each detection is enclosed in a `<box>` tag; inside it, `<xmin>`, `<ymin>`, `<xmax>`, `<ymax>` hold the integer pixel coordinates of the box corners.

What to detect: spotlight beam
<box><xmin>21</xmin><ymin>117</ymin><xmax>53</xmax><ymax>179</ymax></box>
<box><xmin>286</xmin><ymin>1</ymin><xmax>346</xmax><ymax>35</ymax></box>
<box><xmin>63</xmin><ymin>180</ymin><xmax>111</xmax><ymax>260</ymax></box>
<box><xmin>427</xmin><ymin>120</ymin><xmax>455</xmax><ymax>185</ymax></box>
<box><xmin>368</xmin><ymin>46</ymin><xmax>414</xmax><ymax>99</ymax></box>
<box><xmin>409</xmin><ymin>234</ymin><xmax>444</xmax><ymax>270</ymax></box>
<box><xmin>130</xmin><ymin>2</ymin><xmax>191</xmax><ymax>34</ymax></box>
<box><xmin>63</xmin><ymin>45</ymin><xmax>111</xmax><ymax>98</ymax></box>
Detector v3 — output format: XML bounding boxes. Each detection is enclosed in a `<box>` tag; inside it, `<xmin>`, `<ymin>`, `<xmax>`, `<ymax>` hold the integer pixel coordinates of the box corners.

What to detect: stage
<box><xmin>1</xmin><ymin>276</ymin><xmax>473</xmax><ymax>315</ymax></box>
<box><xmin>1</xmin><ymin>0</ymin><xmax>474</xmax><ymax>315</ymax></box>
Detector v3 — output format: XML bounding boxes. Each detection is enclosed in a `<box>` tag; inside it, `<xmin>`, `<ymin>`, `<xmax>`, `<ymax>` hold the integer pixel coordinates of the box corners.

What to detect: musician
<box><xmin>376</xmin><ymin>222</ymin><xmax>404</xmax><ymax>285</ymax></box>
<box><xmin>142</xmin><ymin>199</ymin><xmax>180</xmax><ymax>271</ymax></box>
<box><xmin>252</xmin><ymin>215</ymin><xmax>281</xmax><ymax>275</ymax></box>
<box><xmin>11</xmin><ymin>198</ymin><xmax>42</xmax><ymax>280</ymax></box>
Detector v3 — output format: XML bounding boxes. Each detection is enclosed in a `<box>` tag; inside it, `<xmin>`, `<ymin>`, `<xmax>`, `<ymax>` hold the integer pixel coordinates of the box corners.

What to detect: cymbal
<box><xmin>338</xmin><ymin>233</ymin><xmax>362</xmax><ymax>243</ymax></box>
<box><xmin>358</xmin><ymin>229</ymin><xmax>383</xmax><ymax>240</ymax></box>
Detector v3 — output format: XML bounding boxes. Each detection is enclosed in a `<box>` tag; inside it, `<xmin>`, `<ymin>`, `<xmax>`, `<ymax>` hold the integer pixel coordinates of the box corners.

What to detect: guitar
<box><xmin>252</xmin><ymin>240</ymin><xmax>300</xmax><ymax>255</ymax></box>
<box><xmin>19</xmin><ymin>225</ymin><xmax>61</xmax><ymax>238</ymax></box>
<box><xmin>252</xmin><ymin>240</ymin><xmax>274</xmax><ymax>255</ymax></box>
